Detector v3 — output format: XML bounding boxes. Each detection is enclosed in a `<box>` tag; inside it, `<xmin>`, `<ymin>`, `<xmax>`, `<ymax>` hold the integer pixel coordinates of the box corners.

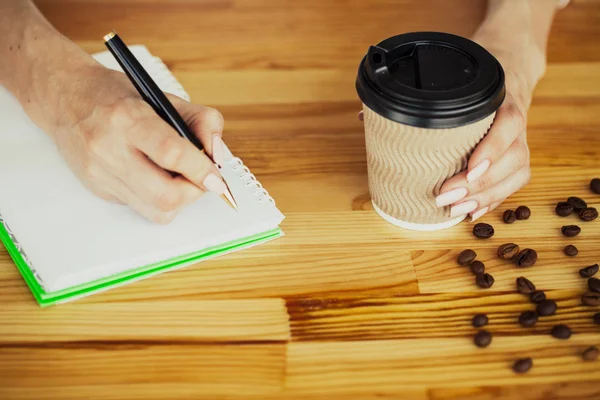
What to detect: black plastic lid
<box><xmin>356</xmin><ymin>32</ymin><xmax>505</xmax><ymax>128</ymax></box>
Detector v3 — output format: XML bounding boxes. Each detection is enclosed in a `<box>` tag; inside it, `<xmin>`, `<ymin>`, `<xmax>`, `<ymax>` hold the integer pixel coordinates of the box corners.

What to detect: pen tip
<box><xmin>221</xmin><ymin>189</ymin><xmax>239</xmax><ymax>211</ymax></box>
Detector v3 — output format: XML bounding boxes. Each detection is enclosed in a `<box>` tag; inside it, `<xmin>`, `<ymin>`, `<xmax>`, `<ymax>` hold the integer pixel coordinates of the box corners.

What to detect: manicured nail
<box><xmin>470</xmin><ymin>207</ymin><xmax>489</xmax><ymax>222</ymax></box>
<box><xmin>358</xmin><ymin>111</ymin><xmax>364</xmax><ymax>121</ymax></box>
<box><xmin>212</xmin><ymin>135</ymin><xmax>225</xmax><ymax>167</ymax></box>
<box><xmin>450</xmin><ymin>200</ymin><xmax>478</xmax><ymax>218</ymax></box>
<box><xmin>203</xmin><ymin>173</ymin><xmax>226</xmax><ymax>195</ymax></box>
<box><xmin>435</xmin><ymin>187</ymin><xmax>468</xmax><ymax>208</ymax></box>
<box><xmin>467</xmin><ymin>159</ymin><xmax>490</xmax><ymax>183</ymax></box>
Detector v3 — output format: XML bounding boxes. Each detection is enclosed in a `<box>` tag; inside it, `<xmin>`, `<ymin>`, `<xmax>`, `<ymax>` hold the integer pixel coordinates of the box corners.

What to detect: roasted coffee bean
<box><xmin>581</xmin><ymin>292</ymin><xmax>600</xmax><ymax>306</ymax></box>
<box><xmin>470</xmin><ymin>260</ymin><xmax>485</xmax><ymax>275</ymax></box>
<box><xmin>475</xmin><ymin>273</ymin><xmax>495</xmax><ymax>289</ymax></box>
<box><xmin>472</xmin><ymin>314</ymin><xmax>489</xmax><ymax>328</ymax></box>
<box><xmin>537</xmin><ymin>299</ymin><xmax>557</xmax><ymax>316</ymax></box>
<box><xmin>515</xmin><ymin>206</ymin><xmax>531</xmax><ymax>220</ymax></box>
<box><xmin>473</xmin><ymin>223</ymin><xmax>494</xmax><ymax>239</ymax></box>
<box><xmin>512</xmin><ymin>358</ymin><xmax>533</xmax><ymax>373</ymax></box>
<box><xmin>561</xmin><ymin>225</ymin><xmax>581</xmax><ymax>237</ymax></box>
<box><xmin>555</xmin><ymin>202</ymin><xmax>574</xmax><ymax>217</ymax></box>
<box><xmin>474</xmin><ymin>330</ymin><xmax>492</xmax><ymax>348</ymax></box>
<box><xmin>591</xmin><ymin>178</ymin><xmax>600</xmax><ymax>195</ymax></box>
<box><xmin>588</xmin><ymin>277</ymin><xmax>600</xmax><ymax>293</ymax></box>
<box><xmin>595</xmin><ymin>312</ymin><xmax>600</xmax><ymax>325</ymax></box>
<box><xmin>518</xmin><ymin>311</ymin><xmax>538</xmax><ymax>327</ymax></box>
<box><xmin>579</xmin><ymin>264</ymin><xmax>599</xmax><ymax>278</ymax></box>
<box><xmin>564</xmin><ymin>245</ymin><xmax>578</xmax><ymax>257</ymax></box>
<box><xmin>583</xmin><ymin>346</ymin><xmax>599</xmax><ymax>361</ymax></box>
<box><xmin>498</xmin><ymin>243</ymin><xmax>520</xmax><ymax>260</ymax></box>
<box><xmin>551</xmin><ymin>324</ymin><xmax>572</xmax><ymax>339</ymax></box>
<box><xmin>515</xmin><ymin>249</ymin><xmax>537</xmax><ymax>267</ymax></box>
<box><xmin>516</xmin><ymin>277</ymin><xmax>536</xmax><ymax>294</ymax></box>
<box><xmin>457</xmin><ymin>249</ymin><xmax>477</xmax><ymax>266</ymax></box>
<box><xmin>503</xmin><ymin>210</ymin><xmax>516</xmax><ymax>224</ymax></box>
<box><xmin>530</xmin><ymin>290</ymin><xmax>546</xmax><ymax>304</ymax></box>
<box><xmin>567</xmin><ymin>196</ymin><xmax>587</xmax><ymax>211</ymax></box>
<box><xmin>579</xmin><ymin>207</ymin><xmax>598</xmax><ymax>222</ymax></box>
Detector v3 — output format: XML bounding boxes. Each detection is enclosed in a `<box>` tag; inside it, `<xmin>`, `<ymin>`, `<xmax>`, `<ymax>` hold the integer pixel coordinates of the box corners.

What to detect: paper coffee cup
<box><xmin>356</xmin><ymin>32</ymin><xmax>505</xmax><ymax>231</ymax></box>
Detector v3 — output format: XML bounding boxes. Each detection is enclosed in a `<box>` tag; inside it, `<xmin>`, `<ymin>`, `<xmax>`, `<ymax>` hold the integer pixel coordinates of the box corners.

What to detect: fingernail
<box><xmin>467</xmin><ymin>159</ymin><xmax>490</xmax><ymax>183</ymax></box>
<box><xmin>212</xmin><ymin>135</ymin><xmax>225</xmax><ymax>167</ymax></box>
<box><xmin>450</xmin><ymin>200</ymin><xmax>478</xmax><ymax>218</ymax></box>
<box><xmin>203</xmin><ymin>173</ymin><xmax>226</xmax><ymax>195</ymax></box>
<box><xmin>470</xmin><ymin>207</ymin><xmax>489</xmax><ymax>222</ymax></box>
<box><xmin>435</xmin><ymin>188</ymin><xmax>468</xmax><ymax>207</ymax></box>
<box><xmin>358</xmin><ymin>111</ymin><xmax>364</xmax><ymax>121</ymax></box>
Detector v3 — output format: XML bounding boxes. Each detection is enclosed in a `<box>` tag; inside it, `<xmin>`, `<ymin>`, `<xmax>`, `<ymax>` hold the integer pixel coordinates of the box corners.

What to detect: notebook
<box><xmin>0</xmin><ymin>45</ymin><xmax>285</xmax><ymax>307</ymax></box>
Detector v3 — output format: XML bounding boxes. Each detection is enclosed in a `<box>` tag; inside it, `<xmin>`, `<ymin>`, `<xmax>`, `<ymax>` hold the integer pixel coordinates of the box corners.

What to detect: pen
<box><xmin>103</xmin><ymin>31</ymin><xmax>238</xmax><ymax>211</ymax></box>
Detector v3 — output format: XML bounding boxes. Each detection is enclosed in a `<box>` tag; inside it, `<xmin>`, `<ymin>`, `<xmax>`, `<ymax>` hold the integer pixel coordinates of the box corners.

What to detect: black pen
<box><xmin>103</xmin><ymin>31</ymin><xmax>237</xmax><ymax>210</ymax></box>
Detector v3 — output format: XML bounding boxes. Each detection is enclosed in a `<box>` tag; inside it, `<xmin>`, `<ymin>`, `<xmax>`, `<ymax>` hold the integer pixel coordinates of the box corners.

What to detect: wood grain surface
<box><xmin>1</xmin><ymin>0</ymin><xmax>600</xmax><ymax>399</ymax></box>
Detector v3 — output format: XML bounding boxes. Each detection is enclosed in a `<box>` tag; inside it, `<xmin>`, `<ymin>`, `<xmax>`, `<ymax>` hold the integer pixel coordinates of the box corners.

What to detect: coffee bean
<box><xmin>555</xmin><ymin>202</ymin><xmax>574</xmax><ymax>217</ymax></box>
<box><xmin>512</xmin><ymin>358</ymin><xmax>533</xmax><ymax>373</ymax></box>
<box><xmin>595</xmin><ymin>312</ymin><xmax>600</xmax><ymax>325</ymax></box>
<box><xmin>581</xmin><ymin>292</ymin><xmax>600</xmax><ymax>306</ymax></box>
<box><xmin>516</xmin><ymin>277</ymin><xmax>536</xmax><ymax>294</ymax></box>
<box><xmin>473</xmin><ymin>223</ymin><xmax>494</xmax><ymax>239</ymax></box>
<box><xmin>579</xmin><ymin>264</ymin><xmax>599</xmax><ymax>278</ymax></box>
<box><xmin>537</xmin><ymin>299</ymin><xmax>557</xmax><ymax>316</ymax></box>
<box><xmin>515</xmin><ymin>206</ymin><xmax>531</xmax><ymax>220</ymax></box>
<box><xmin>474</xmin><ymin>330</ymin><xmax>492</xmax><ymax>348</ymax></box>
<box><xmin>503</xmin><ymin>210</ymin><xmax>516</xmax><ymax>224</ymax></box>
<box><xmin>475</xmin><ymin>273</ymin><xmax>495</xmax><ymax>289</ymax></box>
<box><xmin>579</xmin><ymin>207</ymin><xmax>598</xmax><ymax>222</ymax></box>
<box><xmin>588</xmin><ymin>277</ymin><xmax>600</xmax><ymax>293</ymax></box>
<box><xmin>563</xmin><ymin>245</ymin><xmax>578</xmax><ymax>257</ymax></box>
<box><xmin>561</xmin><ymin>225</ymin><xmax>581</xmax><ymax>237</ymax></box>
<box><xmin>515</xmin><ymin>249</ymin><xmax>537</xmax><ymax>267</ymax></box>
<box><xmin>591</xmin><ymin>178</ymin><xmax>600</xmax><ymax>195</ymax></box>
<box><xmin>470</xmin><ymin>260</ymin><xmax>485</xmax><ymax>275</ymax></box>
<box><xmin>518</xmin><ymin>311</ymin><xmax>538</xmax><ymax>327</ymax></box>
<box><xmin>498</xmin><ymin>243</ymin><xmax>520</xmax><ymax>260</ymax></box>
<box><xmin>567</xmin><ymin>196</ymin><xmax>587</xmax><ymax>211</ymax></box>
<box><xmin>582</xmin><ymin>346</ymin><xmax>599</xmax><ymax>361</ymax></box>
<box><xmin>472</xmin><ymin>313</ymin><xmax>488</xmax><ymax>328</ymax></box>
<box><xmin>551</xmin><ymin>324</ymin><xmax>572</xmax><ymax>339</ymax></box>
<box><xmin>457</xmin><ymin>249</ymin><xmax>477</xmax><ymax>266</ymax></box>
<box><xmin>530</xmin><ymin>290</ymin><xmax>546</xmax><ymax>304</ymax></box>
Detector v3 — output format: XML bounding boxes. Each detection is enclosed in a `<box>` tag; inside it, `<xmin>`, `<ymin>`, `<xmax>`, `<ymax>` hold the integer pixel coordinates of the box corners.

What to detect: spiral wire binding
<box><xmin>228</xmin><ymin>158</ymin><xmax>275</xmax><ymax>205</ymax></box>
<box><xmin>151</xmin><ymin>57</ymin><xmax>190</xmax><ymax>101</ymax></box>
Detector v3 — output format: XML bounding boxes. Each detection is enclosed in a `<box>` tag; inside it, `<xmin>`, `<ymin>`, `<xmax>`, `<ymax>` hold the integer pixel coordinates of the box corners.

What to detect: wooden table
<box><xmin>1</xmin><ymin>1</ymin><xmax>600</xmax><ymax>399</ymax></box>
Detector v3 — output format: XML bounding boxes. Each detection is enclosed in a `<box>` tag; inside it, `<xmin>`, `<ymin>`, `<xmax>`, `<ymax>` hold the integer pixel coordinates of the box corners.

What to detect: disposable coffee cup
<box><xmin>356</xmin><ymin>32</ymin><xmax>505</xmax><ymax>231</ymax></box>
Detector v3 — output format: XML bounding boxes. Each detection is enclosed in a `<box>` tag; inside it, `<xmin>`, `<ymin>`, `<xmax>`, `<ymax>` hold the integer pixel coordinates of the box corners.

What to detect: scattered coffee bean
<box><xmin>579</xmin><ymin>207</ymin><xmax>598</xmax><ymax>222</ymax></box>
<box><xmin>457</xmin><ymin>249</ymin><xmax>477</xmax><ymax>266</ymax></box>
<box><xmin>472</xmin><ymin>313</ymin><xmax>489</xmax><ymax>328</ymax></box>
<box><xmin>579</xmin><ymin>264</ymin><xmax>599</xmax><ymax>278</ymax></box>
<box><xmin>537</xmin><ymin>299</ymin><xmax>557</xmax><ymax>316</ymax></box>
<box><xmin>582</xmin><ymin>346</ymin><xmax>599</xmax><ymax>361</ymax></box>
<box><xmin>551</xmin><ymin>324</ymin><xmax>572</xmax><ymax>339</ymax></box>
<box><xmin>555</xmin><ymin>202</ymin><xmax>574</xmax><ymax>217</ymax></box>
<box><xmin>567</xmin><ymin>196</ymin><xmax>587</xmax><ymax>211</ymax></box>
<box><xmin>515</xmin><ymin>206</ymin><xmax>531</xmax><ymax>220</ymax></box>
<box><xmin>503</xmin><ymin>210</ymin><xmax>517</xmax><ymax>224</ymax></box>
<box><xmin>515</xmin><ymin>249</ymin><xmax>538</xmax><ymax>267</ymax></box>
<box><xmin>498</xmin><ymin>243</ymin><xmax>520</xmax><ymax>260</ymax></box>
<box><xmin>473</xmin><ymin>223</ymin><xmax>494</xmax><ymax>239</ymax></box>
<box><xmin>530</xmin><ymin>290</ymin><xmax>546</xmax><ymax>304</ymax></box>
<box><xmin>512</xmin><ymin>358</ymin><xmax>533</xmax><ymax>373</ymax></box>
<box><xmin>581</xmin><ymin>292</ymin><xmax>600</xmax><ymax>306</ymax></box>
<box><xmin>516</xmin><ymin>277</ymin><xmax>536</xmax><ymax>294</ymax></box>
<box><xmin>588</xmin><ymin>277</ymin><xmax>600</xmax><ymax>293</ymax></box>
<box><xmin>475</xmin><ymin>273</ymin><xmax>495</xmax><ymax>289</ymax></box>
<box><xmin>474</xmin><ymin>330</ymin><xmax>492</xmax><ymax>348</ymax></box>
<box><xmin>470</xmin><ymin>260</ymin><xmax>485</xmax><ymax>275</ymax></box>
<box><xmin>561</xmin><ymin>225</ymin><xmax>581</xmax><ymax>237</ymax></box>
<box><xmin>519</xmin><ymin>311</ymin><xmax>538</xmax><ymax>327</ymax></box>
<box><xmin>591</xmin><ymin>178</ymin><xmax>600</xmax><ymax>195</ymax></box>
<box><xmin>564</xmin><ymin>245</ymin><xmax>578</xmax><ymax>257</ymax></box>
<box><xmin>595</xmin><ymin>312</ymin><xmax>600</xmax><ymax>325</ymax></box>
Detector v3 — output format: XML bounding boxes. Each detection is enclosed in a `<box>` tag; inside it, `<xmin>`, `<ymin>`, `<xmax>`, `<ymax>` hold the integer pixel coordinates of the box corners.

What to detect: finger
<box><xmin>469</xmin><ymin>201</ymin><xmax>502</xmax><ymax>223</ymax></box>
<box><xmin>466</xmin><ymin>100</ymin><xmax>526</xmax><ymax>183</ymax></box>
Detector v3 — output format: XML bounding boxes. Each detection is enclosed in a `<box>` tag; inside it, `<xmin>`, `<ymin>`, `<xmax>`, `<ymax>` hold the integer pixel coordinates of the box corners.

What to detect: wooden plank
<box><xmin>428</xmin><ymin>382</ymin><xmax>600</xmax><ymax>400</ymax></box>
